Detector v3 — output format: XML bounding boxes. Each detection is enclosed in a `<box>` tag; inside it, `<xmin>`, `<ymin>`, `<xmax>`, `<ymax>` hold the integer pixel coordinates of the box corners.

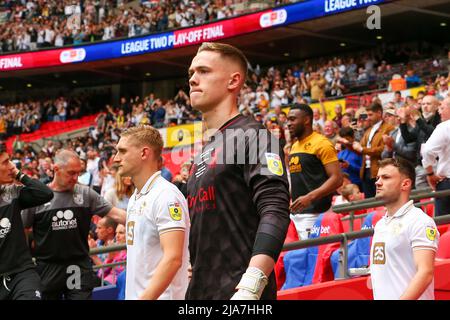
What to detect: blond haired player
<box><xmin>114</xmin><ymin>126</ymin><xmax>190</xmax><ymax>300</ymax></box>
<box><xmin>370</xmin><ymin>158</ymin><xmax>439</xmax><ymax>300</ymax></box>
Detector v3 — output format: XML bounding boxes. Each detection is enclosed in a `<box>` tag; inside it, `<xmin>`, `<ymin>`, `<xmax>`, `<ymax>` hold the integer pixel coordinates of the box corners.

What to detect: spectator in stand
<box><xmin>421</xmin><ymin>97</ymin><xmax>450</xmax><ymax>216</ymax></box>
<box><xmin>393</xmin><ymin>91</ymin><xmax>405</xmax><ymax>109</ymax></box>
<box><xmin>333</xmin><ymin>103</ymin><xmax>344</xmax><ymax>127</ymax></box>
<box><xmin>78</xmin><ymin>157</ymin><xmax>93</xmax><ymax>187</ymax></box>
<box><xmin>173</xmin><ymin>162</ymin><xmax>190</xmax><ymax>198</ymax></box>
<box><xmin>86</xmin><ymin>148</ymin><xmax>102</xmax><ymax>194</ymax></box>
<box><xmin>337</xmin><ymin>127</ymin><xmax>363</xmax><ymax>190</ymax></box>
<box><xmin>405</xmin><ymin>69</ymin><xmax>422</xmax><ymax>88</ymax></box>
<box><xmin>381</xmin><ymin>107</ymin><xmax>417</xmax><ymax>168</ymax></box>
<box><xmin>323</xmin><ymin>120</ymin><xmax>340</xmax><ymax>146</ymax></box>
<box><xmin>337</xmin><ymin>183</ymin><xmax>364</xmax><ymax>206</ymax></box>
<box><xmin>313</xmin><ymin>100</ymin><xmax>327</xmax><ymax>129</ymax></box>
<box><xmin>309</xmin><ymin>72</ymin><xmax>327</xmax><ymax>102</ymax></box>
<box><xmin>353</xmin><ymin>102</ymin><xmax>395</xmax><ymax>198</ymax></box>
<box><xmin>104</xmin><ymin>174</ymin><xmax>134</xmax><ymax>211</ymax></box>
<box><xmin>90</xmin><ymin>216</ymin><xmax>118</xmax><ymax>267</ymax></box>
<box><xmin>100</xmin><ymin>224</ymin><xmax>127</xmax><ymax>285</ymax></box>
<box><xmin>398</xmin><ymin>95</ymin><xmax>441</xmax><ymax>189</ymax></box>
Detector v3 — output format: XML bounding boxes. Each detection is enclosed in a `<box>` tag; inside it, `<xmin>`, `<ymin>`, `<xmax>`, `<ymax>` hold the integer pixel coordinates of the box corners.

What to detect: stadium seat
<box><xmin>437</xmin><ymin>230</ymin><xmax>450</xmax><ymax>260</ymax></box>
<box><xmin>419</xmin><ymin>198</ymin><xmax>435</xmax><ymax>217</ymax></box>
<box><xmin>282</xmin><ymin>212</ymin><xmax>344</xmax><ymax>289</ymax></box>
<box><xmin>92</xmin><ymin>285</ymin><xmax>119</xmax><ymax>300</ymax></box>
<box><xmin>274</xmin><ymin>220</ymin><xmax>299</xmax><ymax>290</ymax></box>
<box><xmin>438</xmin><ymin>224</ymin><xmax>449</xmax><ymax>236</ymax></box>
<box><xmin>330</xmin><ymin>210</ymin><xmax>385</xmax><ymax>279</ymax></box>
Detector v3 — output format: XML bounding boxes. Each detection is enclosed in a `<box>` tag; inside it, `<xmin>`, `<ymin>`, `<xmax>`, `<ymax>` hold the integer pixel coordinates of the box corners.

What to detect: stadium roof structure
<box><xmin>0</xmin><ymin>0</ymin><xmax>449</xmax><ymax>92</ymax></box>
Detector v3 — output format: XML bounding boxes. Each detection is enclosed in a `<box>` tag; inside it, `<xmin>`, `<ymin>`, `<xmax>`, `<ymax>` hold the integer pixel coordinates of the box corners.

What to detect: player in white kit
<box><xmin>370</xmin><ymin>158</ymin><xmax>439</xmax><ymax>300</ymax></box>
<box><xmin>114</xmin><ymin>126</ymin><xmax>190</xmax><ymax>300</ymax></box>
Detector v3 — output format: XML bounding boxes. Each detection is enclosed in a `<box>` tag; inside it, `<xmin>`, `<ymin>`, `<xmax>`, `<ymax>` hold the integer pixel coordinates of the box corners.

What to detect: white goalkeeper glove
<box><xmin>230</xmin><ymin>267</ymin><xmax>268</xmax><ymax>300</ymax></box>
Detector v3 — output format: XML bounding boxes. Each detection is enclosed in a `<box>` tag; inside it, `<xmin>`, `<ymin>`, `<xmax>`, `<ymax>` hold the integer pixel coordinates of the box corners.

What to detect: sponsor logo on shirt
<box><xmin>372</xmin><ymin>242</ymin><xmax>386</xmax><ymax>265</ymax></box>
<box><xmin>126</xmin><ymin>221</ymin><xmax>135</xmax><ymax>245</ymax></box>
<box><xmin>0</xmin><ymin>217</ymin><xmax>11</xmax><ymax>238</ymax></box>
<box><xmin>426</xmin><ymin>226</ymin><xmax>437</xmax><ymax>241</ymax></box>
<box><xmin>265</xmin><ymin>153</ymin><xmax>283</xmax><ymax>176</ymax></box>
<box><xmin>51</xmin><ymin>210</ymin><xmax>78</xmax><ymax>231</ymax></box>
<box><xmin>73</xmin><ymin>193</ymin><xmax>84</xmax><ymax>205</ymax></box>
<box><xmin>289</xmin><ymin>155</ymin><xmax>302</xmax><ymax>173</ymax></box>
<box><xmin>1</xmin><ymin>190</ymin><xmax>12</xmax><ymax>203</ymax></box>
<box><xmin>168</xmin><ymin>203</ymin><xmax>182</xmax><ymax>221</ymax></box>
<box><xmin>187</xmin><ymin>186</ymin><xmax>216</xmax><ymax>214</ymax></box>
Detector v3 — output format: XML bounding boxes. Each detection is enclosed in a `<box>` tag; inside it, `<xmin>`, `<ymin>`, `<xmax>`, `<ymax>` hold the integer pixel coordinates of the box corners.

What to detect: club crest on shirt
<box><xmin>1</xmin><ymin>190</ymin><xmax>12</xmax><ymax>203</ymax></box>
<box><xmin>426</xmin><ymin>226</ymin><xmax>437</xmax><ymax>241</ymax></box>
<box><xmin>265</xmin><ymin>153</ymin><xmax>283</xmax><ymax>176</ymax></box>
<box><xmin>73</xmin><ymin>193</ymin><xmax>83</xmax><ymax>205</ymax></box>
<box><xmin>372</xmin><ymin>242</ymin><xmax>386</xmax><ymax>265</ymax></box>
<box><xmin>168</xmin><ymin>203</ymin><xmax>182</xmax><ymax>221</ymax></box>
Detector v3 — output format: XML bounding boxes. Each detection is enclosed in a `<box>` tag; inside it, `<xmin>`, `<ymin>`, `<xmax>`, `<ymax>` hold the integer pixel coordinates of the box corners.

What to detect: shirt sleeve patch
<box><xmin>265</xmin><ymin>153</ymin><xmax>284</xmax><ymax>176</ymax></box>
<box><xmin>168</xmin><ymin>202</ymin><xmax>183</xmax><ymax>221</ymax></box>
<box><xmin>426</xmin><ymin>226</ymin><xmax>437</xmax><ymax>241</ymax></box>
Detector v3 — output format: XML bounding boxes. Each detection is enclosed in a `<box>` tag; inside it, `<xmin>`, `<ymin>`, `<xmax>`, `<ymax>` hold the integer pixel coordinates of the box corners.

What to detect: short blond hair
<box><xmin>341</xmin><ymin>184</ymin><xmax>359</xmax><ymax>202</ymax></box>
<box><xmin>120</xmin><ymin>125</ymin><xmax>163</xmax><ymax>157</ymax></box>
<box><xmin>197</xmin><ymin>42</ymin><xmax>248</xmax><ymax>79</ymax></box>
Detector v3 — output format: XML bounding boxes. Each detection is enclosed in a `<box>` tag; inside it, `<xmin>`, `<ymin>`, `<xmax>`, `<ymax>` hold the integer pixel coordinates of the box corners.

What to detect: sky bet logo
<box><xmin>52</xmin><ymin>210</ymin><xmax>77</xmax><ymax>231</ymax></box>
<box><xmin>310</xmin><ymin>225</ymin><xmax>331</xmax><ymax>236</ymax></box>
<box><xmin>0</xmin><ymin>218</ymin><xmax>11</xmax><ymax>238</ymax></box>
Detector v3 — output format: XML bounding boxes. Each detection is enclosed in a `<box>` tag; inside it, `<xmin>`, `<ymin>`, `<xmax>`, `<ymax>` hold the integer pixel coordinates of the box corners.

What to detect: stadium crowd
<box><xmin>0</xmin><ymin>0</ymin><xmax>291</xmax><ymax>52</ymax></box>
<box><xmin>2</xmin><ymin>42</ymin><xmax>448</xmax><ymax>140</ymax></box>
<box><xmin>1</xmin><ymin>35</ymin><xmax>449</xmax><ymax>298</ymax></box>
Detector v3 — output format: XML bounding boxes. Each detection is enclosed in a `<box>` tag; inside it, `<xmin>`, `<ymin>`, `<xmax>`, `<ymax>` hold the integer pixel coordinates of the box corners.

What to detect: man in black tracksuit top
<box><xmin>186</xmin><ymin>43</ymin><xmax>290</xmax><ymax>300</ymax></box>
<box><xmin>0</xmin><ymin>146</ymin><xmax>54</xmax><ymax>300</ymax></box>
<box><xmin>21</xmin><ymin>150</ymin><xmax>126</xmax><ymax>300</ymax></box>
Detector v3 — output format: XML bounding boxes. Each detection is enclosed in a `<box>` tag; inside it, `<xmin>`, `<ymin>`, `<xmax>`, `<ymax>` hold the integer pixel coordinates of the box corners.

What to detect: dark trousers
<box><xmin>0</xmin><ymin>268</ymin><xmax>41</xmax><ymax>300</ymax></box>
<box><xmin>362</xmin><ymin>168</ymin><xmax>377</xmax><ymax>199</ymax></box>
<box><xmin>436</xmin><ymin>178</ymin><xmax>450</xmax><ymax>217</ymax></box>
<box><xmin>36</xmin><ymin>261</ymin><xmax>100</xmax><ymax>300</ymax></box>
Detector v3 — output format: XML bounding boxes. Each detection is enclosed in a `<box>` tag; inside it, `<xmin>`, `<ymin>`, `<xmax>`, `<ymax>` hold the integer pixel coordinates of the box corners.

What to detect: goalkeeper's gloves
<box><xmin>230</xmin><ymin>267</ymin><xmax>268</xmax><ymax>300</ymax></box>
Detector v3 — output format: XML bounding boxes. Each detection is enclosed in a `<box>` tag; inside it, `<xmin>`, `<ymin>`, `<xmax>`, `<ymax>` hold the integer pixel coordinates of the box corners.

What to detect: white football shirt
<box><xmin>370</xmin><ymin>200</ymin><xmax>439</xmax><ymax>300</ymax></box>
<box><xmin>125</xmin><ymin>171</ymin><xmax>190</xmax><ymax>300</ymax></box>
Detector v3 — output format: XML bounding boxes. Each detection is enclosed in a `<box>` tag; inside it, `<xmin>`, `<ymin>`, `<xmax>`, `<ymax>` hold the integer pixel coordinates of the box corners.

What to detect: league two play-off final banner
<box><xmin>0</xmin><ymin>0</ymin><xmax>385</xmax><ymax>71</ymax></box>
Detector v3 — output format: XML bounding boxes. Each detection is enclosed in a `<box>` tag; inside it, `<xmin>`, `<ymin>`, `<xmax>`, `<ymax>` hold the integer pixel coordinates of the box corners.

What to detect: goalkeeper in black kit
<box><xmin>0</xmin><ymin>144</ymin><xmax>54</xmax><ymax>300</ymax></box>
<box><xmin>186</xmin><ymin>42</ymin><xmax>290</xmax><ymax>300</ymax></box>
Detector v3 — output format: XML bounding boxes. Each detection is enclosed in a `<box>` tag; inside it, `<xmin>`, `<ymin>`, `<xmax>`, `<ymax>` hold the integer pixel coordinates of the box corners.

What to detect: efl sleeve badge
<box><xmin>426</xmin><ymin>226</ymin><xmax>437</xmax><ymax>241</ymax></box>
<box><xmin>168</xmin><ymin>203</ymin><xmax>182</xmax><ymax>221</ymax></box>
<box><xmin>265</xmin><ymin>153</ymin><xmax>284</xmax><ymax>176</ymax></box>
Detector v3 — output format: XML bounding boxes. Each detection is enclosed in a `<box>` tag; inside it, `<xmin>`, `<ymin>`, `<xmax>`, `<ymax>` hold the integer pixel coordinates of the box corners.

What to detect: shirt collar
<box><xmin>384</xmin><ymin>200</ymin><xmax>414</xmax><ymax>221</ymax></box>
<box><xmin>373</xmin><ymin>120</ymin><xmax>383</xmax><ymax>131</ymax></box>
<box><xmin>135</xmin><ymin>171</ymin><xmax>161</xmax><ymax>198</ymax></box>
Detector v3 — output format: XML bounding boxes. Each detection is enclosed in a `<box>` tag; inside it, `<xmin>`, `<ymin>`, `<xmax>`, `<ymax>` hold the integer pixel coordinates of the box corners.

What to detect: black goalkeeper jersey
<box><xmin>0</xmin><ymin>176</ymin><xmax>53</xmax><ymax>275</ymax></box>
<box><xmin>186</xmin><ymin>115</ymin><xmax>290</xmax><ymax>300</ymax></box>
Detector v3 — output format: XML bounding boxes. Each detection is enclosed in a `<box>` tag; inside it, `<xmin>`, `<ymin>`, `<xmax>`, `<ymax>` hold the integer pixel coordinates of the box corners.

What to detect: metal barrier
<box><xmin>283</xmin><ymin>188</ymin><xmax>450</xmax><ymax>280</ymax></box>
<box><xmin>90</xmin><ymin>244</ymin><xmax>126</xmax><ymax>286</ymax></box>
<box><xmin>89</xmin><ymin>189</ymin><xmax>450</xmax><ymax>285</ymax></box>
<box><xmin>332</xmin><ymin>187</ymin><xmax>445</xmax><ymax>232</ymax></box>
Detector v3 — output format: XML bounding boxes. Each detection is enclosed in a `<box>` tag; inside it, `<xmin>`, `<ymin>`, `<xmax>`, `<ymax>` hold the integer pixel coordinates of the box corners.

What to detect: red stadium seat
<box><xmin>419</xmin><ymin>198</ymin><xmax>435</xmax><ymax>217</ymax></box>
<box><xmin>437</xmin><ymin>230</ymin><xmax>450</xmax><ymax>260</ymax></box>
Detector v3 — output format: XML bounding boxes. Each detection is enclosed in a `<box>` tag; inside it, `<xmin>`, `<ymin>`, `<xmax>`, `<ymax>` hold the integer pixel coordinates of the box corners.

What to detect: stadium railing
<box><xmin>335</xmin><ymin>187</ymin><xmax>434</xmax><ymax>231</ymax></box>
<box><xmin>88</xmin><ymin>189</ymin><xmax>450</xmax><ymax>286</ymax></box>
<box><xmin>285</xmin><ymin>188</ymin><xmax>450</xmax><ymax>281</ymax></box>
